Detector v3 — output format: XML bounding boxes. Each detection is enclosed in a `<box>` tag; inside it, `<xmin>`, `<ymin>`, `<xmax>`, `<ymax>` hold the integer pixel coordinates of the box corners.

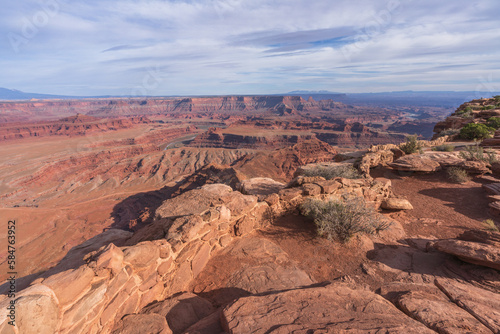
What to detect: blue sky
<box><xmin>1</xmin><ymin>0</ymin><xmax>500</xmax><ymax>96</ymax></box>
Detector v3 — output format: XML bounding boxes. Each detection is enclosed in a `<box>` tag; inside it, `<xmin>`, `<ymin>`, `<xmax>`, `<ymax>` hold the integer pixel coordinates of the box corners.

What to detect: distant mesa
<box><xmin>59</xmin><ymin>113</ymin><xmax>100</xmax><ymax>123</ymax></box>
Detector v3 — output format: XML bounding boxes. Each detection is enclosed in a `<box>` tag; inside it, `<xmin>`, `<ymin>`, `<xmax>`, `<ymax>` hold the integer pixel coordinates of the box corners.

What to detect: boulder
<box><xmin>381</xmin><ymin>198</ymin><xmax>414</xmax><ymax>210</ymax></box>
<box><xmin>183</xmin><ymin>309</ymin><xmax>224</xmax><ymax>334</ymax></box>
<box><xmin>287</xmin><ymin>175</ymin><xmax>326</xmax><ymax>187</ymax></box>
<box><xmin>222</xmin><ymin>282</ymin><xmax>434</xmax><ymax>333</ymax></box>
<box><xmin>143</xmin><ymin>292</ymin><xmax>215</xmax><ymax>334</ymax></box>
<box><xmin>359</xmin><ymin>150</ymin><xmax>395</xmax><ymax>176</ymax></box>
<box><xmin>111</xmin><ymin>314</ymin><xmax>172</xmax><ymax>334</ymax></box>
<box><xmin>239</xmin><ymin>177</ymin><xmax>285</xmax><ymax>200</ymax></box>
<box><xmin>432</xmin><ymin>239</ymin><xmax>500</xmax><ymax>271</ymax></box>
<box><xmin>301</xmin><ymin>183</ymin><xmax>322</xmax><ymax>196</ymax></box>
<box><xmin>389</xmin><ymin>154</ymin><xmax>441</xmax><ymax>172</ymax></box>
<box><xmin>314</xmin><ymin>179</ymin><xmax>342</xmax><ymax>194</ymax></box>
<box><xmin>458</xmin><ymin>230</ymin><xmax>500</xmax><ymax>247</ymax></box>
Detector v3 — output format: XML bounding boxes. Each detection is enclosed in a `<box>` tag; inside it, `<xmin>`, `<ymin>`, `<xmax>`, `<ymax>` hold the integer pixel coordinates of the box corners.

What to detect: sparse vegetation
<box><xmin>436</xmin><ymin>128</ymin><xmax>460</xmax><ymax>138</ymax></box>
<box><xmin>494</xmin><ymin>95</ymin><xmax>500</xmax><ymax>102</ymax></box>
<box><xmin>459</xmin><ymin>123</ymin><xmax>494</xmax><ymax>140</ymax></box>
<box><xmin>302</xmin><ymin>164</ymin><xmax>362</xmax><ymax>180</ymax></box>
<box><xmin>482</xmin><ymin>219</ymin><xmax>499</xmax><ymax>232</ymax></box>
<box><xmin>487</xmin><ymin>117</ymin><xmax>500</xmax><ymax>129</ymax></box>
<box><xmin>481</xmin><ymin>105</ymin><xmax>496</xmax><ymax>110</ymax></box>
<box><xmin>432</xmin><ymin>144</ymin><xmax>454</xmax><ymax>152</ymax></box>
<box><xmin>456</xmin><ymin>106</ymin><xmax>474</xmax><ymax>119</ymax></box>
<box><xmin>446</xmin><ymin>167</ymin><xmax>470</xmax><ymax>184</ymax></box>
<box><xmin>459</xmin><ymin>142</ymin><xmax>497</xmax><ymax>164</ymax></box>
<box><xmin>300</xmin><ymin>197</ymin><xmax>390</xmax><ymax>243</ymax></box>
<box><xmin>400</xmin><ymin>135</ymin><xmax>422</xmax><ymax>154</ymax></box>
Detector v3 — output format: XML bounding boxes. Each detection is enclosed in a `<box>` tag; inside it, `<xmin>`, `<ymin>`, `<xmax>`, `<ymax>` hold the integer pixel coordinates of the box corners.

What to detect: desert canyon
<box><xmin>0</xmin><ymin>94</ymin><xmax>500</xmax><ymax>334</ymax></box>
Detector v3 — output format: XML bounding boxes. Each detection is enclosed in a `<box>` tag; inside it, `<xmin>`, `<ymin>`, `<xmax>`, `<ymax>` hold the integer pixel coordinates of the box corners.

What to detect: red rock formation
<box><xmin>0</xmin><ymin>116</ymin><xmax>150</xmax><ymax>141</ymax></box>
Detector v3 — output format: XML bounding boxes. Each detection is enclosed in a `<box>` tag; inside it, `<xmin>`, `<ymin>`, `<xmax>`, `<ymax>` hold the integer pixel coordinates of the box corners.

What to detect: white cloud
<box><xmin>0</xmin><ymin>0</ymin><xmax>499</xmax><ymax>95</ymax></box>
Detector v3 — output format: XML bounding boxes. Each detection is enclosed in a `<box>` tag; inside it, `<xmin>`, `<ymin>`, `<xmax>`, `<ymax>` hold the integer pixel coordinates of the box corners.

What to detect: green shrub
<box><xmin>494</xmin><ymin>95</ymin><xmax>500</xmax><ymax>102</ymax></box>
<box><xmin>436</xmin><ymin>128</ymin><xmax>460</xmax><ymax>138</ymax></box>
<box><xmin>302</xmin><ymin>164</ymin><xmax>361</xmax><ymax>180</ymax></box>
<box><xmin>456</xmin><ymin>107</ymin><xmax>473</xmax><ymax>119</ymax></box>
<box><xmin>487</xmin><ymin>117</ymin><xmax>500</xmax><ymax>129</ymax></box>
<box><xmin>459</xmin><ymin>123</ymin><xmax>494</xmax><ymax>140</ymax></box>
<box><xmin>300</xmin><ymin>197</ymin><xmax>390</xmax><ymax>243</ymax></box>
<box><xmin>483</xmin><ymin>219</ymin><xmax>499</xmax><ymax>232</ymax></box>
<box><xmin>447</xmin><ymin>167</ymin><xmax>470</xmax><ymax>184</ymax></box>
<box><xmin>459</xmin><ymin>142</ymin><xmax>497</xmax><ymax>164</ymax></box>
<box><xmin>481</xmin><ymin>105</ymin><xmax>496</xmax><ymax>110</ymax></box>
<box><xmin>400</xmin><ymin>135</ymin><xmax>422</xmax><ymax>154</ymax></box>
<box><xmin>432</xmin><ymin>144</ymin><xmax>454</xmax><ymax>152</ymax></box>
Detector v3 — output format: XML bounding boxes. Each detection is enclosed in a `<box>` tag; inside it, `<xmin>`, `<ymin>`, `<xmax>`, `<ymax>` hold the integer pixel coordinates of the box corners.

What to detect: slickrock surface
<box><xmin>221</xmin><ymin>282</ymin><xmax>435</xmax><ymax>334</ymax></box>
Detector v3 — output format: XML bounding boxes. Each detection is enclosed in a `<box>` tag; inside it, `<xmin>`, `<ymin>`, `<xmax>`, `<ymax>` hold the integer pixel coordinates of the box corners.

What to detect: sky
<box><xmin>1</xmin><ymin>0</ymin><xmax>500</xmax><ymax>96</ymax></box>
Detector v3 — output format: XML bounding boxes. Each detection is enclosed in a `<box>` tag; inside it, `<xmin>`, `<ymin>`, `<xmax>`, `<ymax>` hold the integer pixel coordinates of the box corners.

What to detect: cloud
<box><xmin>0</xmin><ymin>0</ymin><xmax>499</xmax><ymax>95</ymax></box>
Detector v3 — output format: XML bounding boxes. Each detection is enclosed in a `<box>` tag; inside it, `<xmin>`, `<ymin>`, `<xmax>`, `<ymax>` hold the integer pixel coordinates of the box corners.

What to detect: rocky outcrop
<box><xmin>381</xmin><ymin>282</ymin><xmax>493</xmax><ymax>333</ymax></box>
<box><xmin>389</xmin><ymin>154</ymin><xmax>442</xmax><ymax>172</ymax></box>
<box><xmin>433</xmin><ymin>97</ymin><xmax>500</xmax><ymax>139</ymax></box>
<box><xmin>0</xmin><ymin>184</ymin><xmax>269</xmax><ymax>333</ymax></box>
<box><xmin>238</xmin><ymin>177</ymin><xmax>286</xmax><ymax>200</ymax></box>
<box><xmin>0</xmin><ymin>116</ymin><xmax>151</xmax><ymax>141</ymax></box>
<box><xmin>188</xmin><ymin>127</ymin><xmax>317</xmax><ymax>150</ymax></box>
<box><xmin>431</xmin><ymin>230</ymin><xmax>500</xmax><ymax>271</ymax></box>
<box><xmin>0</xmin><ymin>173</ymin><xmax>404</xmax><ymax>333</ymax></box>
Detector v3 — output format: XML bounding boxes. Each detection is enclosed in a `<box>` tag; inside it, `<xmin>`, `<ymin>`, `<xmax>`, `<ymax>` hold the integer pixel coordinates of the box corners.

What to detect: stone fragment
<box><xmin>381</xmin><ymin>198</ymin><xmax>414</xmax><ymax>210</ymax></box>
<box><xmin>239</xmin><ymin>177</ymin><xmax>285</xmax><ymax>199</ymax></box>
<box><xmin>278</xmin><ymin>188</ymin><xmax>303</xmax><ymax>202</ymax></box>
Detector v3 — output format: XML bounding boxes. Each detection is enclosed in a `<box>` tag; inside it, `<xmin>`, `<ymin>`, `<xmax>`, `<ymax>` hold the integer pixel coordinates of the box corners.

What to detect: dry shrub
<box><xmin>483</xmin><ymin>219</ymin><xmax>499</xmax><ymax>232</ymax></box>
<box><xmin>300</xmin><ymin>197</ymin><xmax>390</xmax><ymax>243</ymax></box>
<box><xmin>302</xmin><ymin>164</ymin><xmax>361</xmax><ymax>180</ymax></box>
<box><xmin>447</xmin><ymin>167</ymin><xmax>470</xmax><ymax>184</ymax></box>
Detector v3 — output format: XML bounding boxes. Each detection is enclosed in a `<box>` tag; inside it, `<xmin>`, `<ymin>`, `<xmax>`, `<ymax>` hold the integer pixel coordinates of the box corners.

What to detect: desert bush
<box><xmin>487</xmin><ymin>117</ymin><xmax>500</xmax><ymax>129</ymax></box>
<box><xmin>459</xmin><ymin>123</ymin><xmax>494</xmax><ymax>140</ymax></box>
<box><xmin>436</xmin><ymin>128</ymin><xmax>460</xmax><ymax>138</ymax></box>
<box><xmin>456</xmin><ymin>107</ymin><xmax>474</xmax><ymax>119</ymax></box>
<box><xmin>459</xmin><ymin>142</ymin><xmax>497</xmax><ymax>164</ymax></box>
<box><xmin>400</xmin><ymin>135</ymin><xmax>422</xmax><ymax>154</ymax></box>
<box><xmin>432</xmin><ymin>144</ymin><xmax>454</xmax><ymax>152</ymax></box>
<box><xmin>302</xmin><ymin>164</ymin><xmax>361</xmax><ymax>180</ymax></box>
<box><xmin>300</xmin><ymin>197</ymin><xmax>390</xmax><ymax>243</ymax></box>
<box><xmin>481</xmin><ymin>105</ymin><xmax>496</xmax><ymax>110</ymax></box>
<box><xmin>483</xmin><ymin>219</ymin><xmax>499</xmax><ymax>232</ymax></box>
<box><xmin>447</xmin><ymin>167</ymin><xmax>470</xmax><ymax>184</ymax></box>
